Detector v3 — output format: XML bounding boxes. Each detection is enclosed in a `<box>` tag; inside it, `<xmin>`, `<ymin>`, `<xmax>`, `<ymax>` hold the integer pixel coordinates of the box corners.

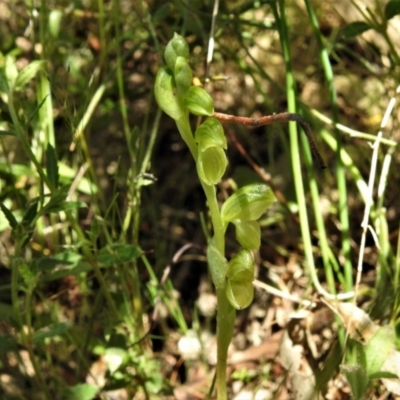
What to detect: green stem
<box><xmin>175</xmin><ymin>114</ymin><xmax>234</xmax><ymax>399</ymax></box>
<box><xmin>304</xmin><ymin>0</ymin><xmax>352</xmax><ymax>289</ymax></box>
<box><xmin>273</xmin><ymin>1</ymin><xmax>323</xmax><ymax>296</ymax></box>
<box><xmin>216</xmin><ymin>289</ymin><xmax>235</xmax><ymax>400</ymax></box>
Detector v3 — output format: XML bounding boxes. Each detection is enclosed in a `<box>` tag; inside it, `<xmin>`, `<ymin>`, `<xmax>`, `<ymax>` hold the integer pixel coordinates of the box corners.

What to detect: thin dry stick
<box><xmin>213</xmin><ymin>111</ymin><xmax>326</xmax><ymax>169</ymax></box>
<box><xmin>354</xmin><ymin>85</ymin><xmax>400</xmax><ymax>296</ymax></box>
<box><xmin>205</xmin><ymin>0</ymin><xmax>220</xmax><ymax>81</ymax></box>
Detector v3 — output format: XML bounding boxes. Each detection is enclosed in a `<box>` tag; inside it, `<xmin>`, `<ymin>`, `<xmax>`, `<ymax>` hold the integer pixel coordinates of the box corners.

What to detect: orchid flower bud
<box><xmin>221</xmin><ymin>183</ymin><xmax>276</xmax><ymax>224</ymax></box>
<box><xmin>195</xmin><ymin>118</ymin><xmax>227</xmax><ymax>185</ymax></box>
<box><xmin>184</xmin><ymin>86</ymin><xmax>214</xmax><ymax>116</ymax></box>
<box><xmin>174</xmin><ymin>56</ymin><xmax>192</xmax><ymax>96</ymax></box>
<box><xmin>226</xmin><ymin>249</ymin><xmax>255</xmax><ymax>310</ymax></box>
<box><xmin>164</xmin><ymin>33</ymin><xmax>190</xmax><ymax>72</ymax></box>
<box><xmin>233</xmin><ymin>220</ymin><xmax>261</xmax><ymax>250</ymax></box>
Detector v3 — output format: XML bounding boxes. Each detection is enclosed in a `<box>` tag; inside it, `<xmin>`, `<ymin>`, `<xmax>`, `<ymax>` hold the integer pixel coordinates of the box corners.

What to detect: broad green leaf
<box><xmin>365</xmin><ymin>326</ymin><xmax>395</xmax><ymax>377</ymax></box>
<box><xmin>98</xmin><ymin>244</ymin><xmax>141</xmax><ymax>266</ymax></box>
<box><xmin>46</xmin><ymin>143</ymin><xmax>59</xmax><ymax>189</ymax></box>
<box><xmin>14</xmin><ymin>60</ymin><xmax>46</xmax><ymax>90</ymax></box>
<box><xmin>340</xmin><ymin>21</ymin><xmax>372</xmax><ymax>39</ymax></box>
<box><xmin>385</xmin><ymin>0</ymin><xmax>400</xmax><ymax>20</ymax></box>
<box><xmin>32</xmin><ymin>322</ymin><xmax>71</xmax><ymax>344</ymax></box>
<box><xmin>62</xmin><ymin>384</ymin><xmax>99</xmax><ymax>400</ymax></box>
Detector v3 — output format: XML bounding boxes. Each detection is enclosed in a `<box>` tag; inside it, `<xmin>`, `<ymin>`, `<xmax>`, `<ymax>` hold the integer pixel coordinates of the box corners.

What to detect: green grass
<box><xmin>0</xmin><ymin>0</ymin><xmax>400</xmax><ymax>399</ymax></box>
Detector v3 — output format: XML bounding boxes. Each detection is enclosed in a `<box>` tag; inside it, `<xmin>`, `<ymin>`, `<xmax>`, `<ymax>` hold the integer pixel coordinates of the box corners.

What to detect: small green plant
<box><xmin>154</xmin><ymin>33</ymin><xmax>277</xmax><ymax>399</ymax></box>
<box><xmin>154</xmin><ymin>32</ymin><xmax>325</xmax><ymax>399</ymax></box>
<box><xmin>341</xmin><ymin>326</ymin><xmax>398</xmax><ymax>400</ymax></box>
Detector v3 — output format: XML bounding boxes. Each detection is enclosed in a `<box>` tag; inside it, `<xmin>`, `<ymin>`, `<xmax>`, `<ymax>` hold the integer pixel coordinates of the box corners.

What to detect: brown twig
<box><xmin>213</xmin><ymin>111</ymin><xmax>326</xmax><ymax>169</ymax></box>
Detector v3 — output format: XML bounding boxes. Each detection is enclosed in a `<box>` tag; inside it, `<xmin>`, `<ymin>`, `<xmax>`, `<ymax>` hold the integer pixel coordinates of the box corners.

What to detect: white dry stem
<box><xmin>346</xmin><ymin>85</ymin><xmax>400</xmax><ymax>340</ymax></box>
<box><xmin>205</xmin><ymin>0</ymin><xmax>220</xmax><ymax>81</ymax></box>
<box><xmin>355</xmin><ymin>85</ymin><xmax>400</xmax><ymax>294</ymax></box>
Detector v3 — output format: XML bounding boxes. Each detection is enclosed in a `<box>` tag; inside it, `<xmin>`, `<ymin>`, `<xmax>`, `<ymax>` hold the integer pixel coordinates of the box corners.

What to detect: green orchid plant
<box><xmin>154</xmin><ymin>33</ymin><xmax>277</xmax><ymax>399</ymax></box>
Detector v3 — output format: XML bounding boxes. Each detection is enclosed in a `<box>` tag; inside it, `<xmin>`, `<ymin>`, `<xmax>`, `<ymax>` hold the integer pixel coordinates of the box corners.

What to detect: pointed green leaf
<box><xmin>340</xmin><ymin>21</ymin><xmax>372</xmax><ymax>39</ymax></box>
<box><xmin>46</xmin><ymin>143</ymin><xmax>59</xmax><ymax>189</ymax></box>
<box><xmin>365</xmin><ymin>326</ymin><xmax>395</xmax><ymax>377</ymax></box>
<box><xmin>32</xmin><ymin>322</ymin><xmax>71</xmax><ymax>344</ymax></box>
<box><xmin>341</xmin><ymin>364</ymin><xmax>368</xmax><ymax>400</ymax></box>
<box><xmin>385</xmin><ymin>0</ymin><xmax>400</xmax><ymax>20</ymax></box>
<box><xmin>0</xmin><ymin>203</ymin><xmax>18</xmax><ymax>229</ymax></box>
<box><xmin>98</xmin><ymin>244</ymin><xmax>141</xmax><ymax>266</ymax></box>
<box><xmin>21</xmin><ymin>199</ymin><xmax>39</xmax><ymax>228</ymax></box>
<box><xmin>14</xmin><ymin>60</ymin><xmax>46</xmax><ymax>90</ymax></box>
<box><xmin>154</xmin><ymin>67</ymin><xmax>184</xmax><ymax>120</ymax></box>
<box><xmin>207</xmin><ymin>237</ymin><xmax>228</xmax><ymax>289</ymax></box>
